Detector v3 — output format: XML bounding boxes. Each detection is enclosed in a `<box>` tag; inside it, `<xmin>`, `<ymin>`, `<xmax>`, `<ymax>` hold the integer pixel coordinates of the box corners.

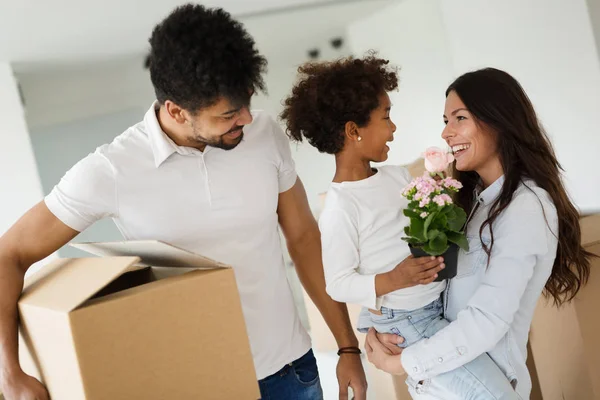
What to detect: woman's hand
<box><xmin>373</xmin><ymin>331</ymin><xmax>404</xmax><ymax>355</ymax></box>
<box><xmin>365</xmin><ymin>328</ymin><xmax>406</xmax><ymax>375</ymax></box>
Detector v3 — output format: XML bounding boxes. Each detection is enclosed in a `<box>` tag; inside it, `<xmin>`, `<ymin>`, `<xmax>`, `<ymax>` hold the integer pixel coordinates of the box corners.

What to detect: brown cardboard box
<box><xmin>528</xmin><ymin>213</ymin><xmax>600</xmax><ymax>400</ymax></box>
<box><xmin>404</xmin><ymin>158</ymin><xmax>427</xmax><ymax>178</ymax></box>
<box><xmin>17</xmin><ymin>240</ymin><xmax>260</xmax><ymax>400</ymax></box>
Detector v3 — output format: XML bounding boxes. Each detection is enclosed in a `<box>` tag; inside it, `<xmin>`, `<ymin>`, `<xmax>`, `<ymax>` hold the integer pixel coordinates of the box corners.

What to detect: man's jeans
<box><xmin>258</xmin><ymin>349</ymin><xmax>324</xmax><ymax>400</ymax></box>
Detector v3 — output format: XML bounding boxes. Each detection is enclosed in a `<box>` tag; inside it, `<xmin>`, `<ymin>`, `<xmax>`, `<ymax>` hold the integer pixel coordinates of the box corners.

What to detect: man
<box><xmin>0</xmin><ymin>4</ymin><xmax>368</xmax><ymax>399</ymax></box>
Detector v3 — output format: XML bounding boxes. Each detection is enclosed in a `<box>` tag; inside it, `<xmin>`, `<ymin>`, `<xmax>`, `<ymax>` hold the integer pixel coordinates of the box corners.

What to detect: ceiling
<box><xmin>0</xmin><ymin>0</ymin><xmax>391</xmax><ymax>71</ymax></box>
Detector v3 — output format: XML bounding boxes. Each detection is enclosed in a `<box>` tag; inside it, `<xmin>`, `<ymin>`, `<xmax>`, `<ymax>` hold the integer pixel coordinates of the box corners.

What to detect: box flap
<box><xmin>70</xmin><ymin>240</ymin><xmax>229</xmax><ymax>269</ymax></box>
<box><xmin>20</xmin><ymin>257</ymin><xmax>141</xmax><ymax>312</ymax></box>
<box><xmin>580</xmin><ymin>214</ymin><xmax>600</xmax><ymax>248</ymax></box>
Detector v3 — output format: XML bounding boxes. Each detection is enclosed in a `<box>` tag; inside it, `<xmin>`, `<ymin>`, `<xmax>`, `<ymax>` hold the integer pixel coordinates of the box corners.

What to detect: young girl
<box><xmin>281</xmin><ymin>56</ymin><xmax>518</xmax><ymax>399</ymax></box>
<box><xmin>365</xmin><ymin>68</ymin><xmax>593</xmax><ymax>400</ymax></box>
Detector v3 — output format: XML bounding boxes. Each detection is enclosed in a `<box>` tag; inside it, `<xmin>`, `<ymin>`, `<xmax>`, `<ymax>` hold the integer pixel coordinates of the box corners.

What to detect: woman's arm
<box><xmin>397</xmin><ymin>192</ymin><xmax>557</xmax><ymax>381</ymax></box>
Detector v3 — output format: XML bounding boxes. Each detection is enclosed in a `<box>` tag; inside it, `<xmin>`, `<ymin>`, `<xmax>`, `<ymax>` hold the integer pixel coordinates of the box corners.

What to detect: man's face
<box><xmin>188</xmin><ymin>96</ymin><xmax>254</xmax><ymax>150</ymax></box>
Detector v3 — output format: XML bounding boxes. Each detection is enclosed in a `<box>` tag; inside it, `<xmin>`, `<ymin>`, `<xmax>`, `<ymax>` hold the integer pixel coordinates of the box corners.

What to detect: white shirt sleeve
<box><xmin>319</xmin><ymin>207</ymin><xmax>380</xmax><ymax>309</ymax></box>
<box><xmin>401</xmin><ymin>193</ymin><xmax>558</xmax><ymax>380</ymax></box>
<box><xmin>44</xmin><ymin>150</ymin><xmax>118</xmax><ymax>232</ymax></box>
<box><xmin>267</xmin><ymin>115</ymin><xmax>298</xmax><ymax>193</ymax></box>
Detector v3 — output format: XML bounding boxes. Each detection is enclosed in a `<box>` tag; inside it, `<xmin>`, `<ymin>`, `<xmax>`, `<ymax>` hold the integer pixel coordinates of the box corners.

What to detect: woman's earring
<box><xmin>357</xmin><ymin>136</ymin><xmax>362</xmax><ymax>142</ymax></box>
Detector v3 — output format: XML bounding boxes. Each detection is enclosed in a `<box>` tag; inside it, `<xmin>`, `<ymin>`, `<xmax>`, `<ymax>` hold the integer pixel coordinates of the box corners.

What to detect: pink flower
<box><xmin>433</xmin><ymin>194</ymin><xmax>453</xmax><ymax>207</ymax></box>
<box><xmin>442</xmin><ymin>177</ymin><xmax>463</xmax><ymax>190</ymax></box>
<box><xmin>402</xmin><ymin>183</ymin><xmax>415</xmax><ymax>196</ymax></box>
<box><xmin>415</xmin><ymin>176</ymin><xmax>436</xmax><ymax>197</ymax></box>
<box><xmin>416</xmin><ymin>185</ymin><xmax>434</xmax><ymax>199</ymax></box>
<box><xmin>422</xmin><ymin>147</ymin><xmax>455</xmax><ymax>173</ymax></box>
<box><xmin>420</xmin><ymin>212</ymin><xmax>428</xmax><ymax>218</ymax></box>
<box><xmin>419</xmin><ymin>197</ymin><xmax>431</xmax><ymax>208</ymax></box>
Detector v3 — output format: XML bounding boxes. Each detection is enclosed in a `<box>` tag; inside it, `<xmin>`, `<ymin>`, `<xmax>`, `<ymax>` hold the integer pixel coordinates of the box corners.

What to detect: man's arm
<box><xmin>0</xmin><ymin>202</ymin><xmax>79</xmax><ymax>399</ymax></box>
<box><xmin>277</xmin><ymin>179</ymin><xmax>358</xmax><ymax>348</ymax></box>
<box><xmin>277</xmin><ymin>178</ymin><xmax>367</xmax><ymax>400</ymax></box>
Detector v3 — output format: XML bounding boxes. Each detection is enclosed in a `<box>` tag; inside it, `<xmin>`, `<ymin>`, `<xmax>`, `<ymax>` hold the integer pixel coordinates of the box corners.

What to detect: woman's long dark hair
<box><xmin>448</xmin><ymin>68</ymin><xmax>592</xmax><ymax>306</ymax></box>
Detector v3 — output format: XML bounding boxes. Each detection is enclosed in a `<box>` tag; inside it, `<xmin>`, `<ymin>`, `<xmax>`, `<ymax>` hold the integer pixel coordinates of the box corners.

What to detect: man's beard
<box><xmin>190</xmin><ymin>125</ymin><xmax>244</xmax><ymax>150</ymax></box>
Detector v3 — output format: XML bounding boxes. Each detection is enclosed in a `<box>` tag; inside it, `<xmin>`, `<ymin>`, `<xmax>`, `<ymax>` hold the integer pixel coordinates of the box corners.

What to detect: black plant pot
<box><xmin>409</xmin><ymin>243</ymin><xmax>459</xmax><ymax>282</ymax></box>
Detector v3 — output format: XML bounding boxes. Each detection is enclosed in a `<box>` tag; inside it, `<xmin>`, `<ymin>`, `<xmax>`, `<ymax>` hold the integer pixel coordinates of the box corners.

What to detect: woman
<box><xmin>365</xmin><ymin>68</ymin><xmax>593</xmax><ymax>399</ymax></box>
<box><xmin>281</xmin><ymin>57</ymin><xmax>519</xmax><ymax>399</ymax></box>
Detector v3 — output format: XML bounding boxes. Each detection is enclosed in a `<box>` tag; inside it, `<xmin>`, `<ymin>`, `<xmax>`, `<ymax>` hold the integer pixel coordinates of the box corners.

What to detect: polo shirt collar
<box><xmin>145</xmin><ymin>101</ymin><xmax>201</xmax><ymax>168</ymax></box>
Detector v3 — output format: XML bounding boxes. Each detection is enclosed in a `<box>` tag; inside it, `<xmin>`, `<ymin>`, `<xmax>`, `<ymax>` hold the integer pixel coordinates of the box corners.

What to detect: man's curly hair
<box><xmin>146</xmin><ymin>4</ymin><xmax>267</xmax><ymax>112</ymax></box>
<box><xmin>280</xmin><ymin>55</ymin><xmax>398</xmax><ymax>154</ymax></box>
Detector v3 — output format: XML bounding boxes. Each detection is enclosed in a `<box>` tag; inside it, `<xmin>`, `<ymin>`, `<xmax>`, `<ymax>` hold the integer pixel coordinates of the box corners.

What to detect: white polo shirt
<box><xmin>45</xmin><ymin>102</ymin><xmax>311</xmax><ymax>380</ymax></box>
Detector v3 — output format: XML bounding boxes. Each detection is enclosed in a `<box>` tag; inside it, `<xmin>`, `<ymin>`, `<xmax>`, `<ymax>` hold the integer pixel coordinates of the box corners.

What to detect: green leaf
<box><xmin>430</xmin><ymin>213</ymin><xmax>447</xmax><ymax>232</ymax></box>
<box><xmin>430</xmin><ymin>231</ymin><xmax>448</xmax><ymax>252</ymax></box>
<box><xmin>447</xmin><ymin>206</ymin><xmax>467</xmax><ymax>232</ymax></box>
<box><xmin>423</xmin><ymin>212</ymin><xmax>437</xmax><ymax>239</ymax></box>
<box><xmin>427</xmin><ymin>229</ymin><xmax>440</xmax><ymax>241</ymax></box>
<box><xmin>410</xmin><ymin>217</ymin><xmax>426</xmax><ymax>242</ymax></box>
<box><xmin>403</xmin><ymin>209</ymin><xmax>421</xmax><ymax>219</ymax></box>
<box><xmin>440</xmin><ymin>205</ymin><xmax>453</xmax><ymax>214</ymax></box>
<box><xmin>455</xmin><ymin>207</ymin><xmax>467</xmax><ymax>223</ymax></box>
<box><xmin>446</xmin><ymin>207</ymin><xmax>457</xmax><ymax>219</ymax></box>
<box><xmin>401</xmin><ymin>236</ymin><xmax>423</xmax><ymax>245</ymax></box>
<box><xmin>404</xmin><ymin>226</ymin><xmax>410</xmax><ymax>236</ymax></box>
<box><xmin>420</xmin><ymin>243</ymin><xmax>436</xmax><ymax>256</ymax></box>
<box><xmin>447</xmin><ymin>231</ymin><xmax>470</xmax><ymax>251</ymax></box>
<box><xmin>424</xmin><ymin>232</ymin><xmax>449</xmax><ymax>255</ymax></box>
<box><xmin>423</xmin><ymin>243</ymin><xmax>449</xmax><ymax>256</ymax></box>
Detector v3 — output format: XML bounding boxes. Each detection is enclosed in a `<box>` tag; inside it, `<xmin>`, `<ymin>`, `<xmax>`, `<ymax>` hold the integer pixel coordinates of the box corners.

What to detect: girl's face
<box><xmin>357</xmin><ymin>92</ymin><xmax>397</xmax><ymax>163</ymax></box>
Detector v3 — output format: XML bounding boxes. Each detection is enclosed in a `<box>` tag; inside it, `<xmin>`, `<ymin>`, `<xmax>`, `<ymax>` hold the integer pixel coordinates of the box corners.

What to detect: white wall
<box><xmin>281</xmin><ymin>0</ymin><xmax>459</xmax><ymax>213</ymax></box>
<box><xmin>347</xmin><ymin>0</ymin><xmax>600</xmax><ymax>214</ymax></box>
<box><xmin>588</xmin><ymin>0</ymin><xmax>600</xmax><ymax>60</ymax></box>
<box><xmin>18</xmin><ymin>56</ymin><xmax>154</xmax><ymax>129</ymax></box>
<box><xmin>0</xmin><ymin>63</ymin><xmax>57</xmax><ymax>273</ymax></box>
<box><xmin>28</xmin><ymin>108</ymin><xmax>146</xmax><ymax>257</ymax></box>
<box><xmin>251</xmin><ymin>30</ymin><xmax>355</xmax><ymax>212</ymax></box>
<box><xmin>253</xmin><ymin>64</ymin><xmax>339</xmax><ymax>212</ymax></box>
<box><xmin>0</xmin><ymin>63</ymin><xmax>45</xmax><ymax>234</ymax></box>
<box><xmin>440</xmin><ymin>0</ymin><xmax>600</xmax><ymax>214</ymax></box>
<box><xmin>348</xmin><ymin>0</ymin><xmax>453</xmax><ymax>165</ymax></box>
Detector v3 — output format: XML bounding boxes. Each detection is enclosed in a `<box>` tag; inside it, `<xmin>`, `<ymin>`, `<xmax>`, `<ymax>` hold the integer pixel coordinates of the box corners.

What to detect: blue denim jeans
<box><xmin>258</xmin><ymin>349</ymin><xmax>324</xmax><ymax>400</ymax></box>
<box><xmin>358</xmin><ymin>297</ymin><xmax>519</xmax><ymax>400</ymax></box>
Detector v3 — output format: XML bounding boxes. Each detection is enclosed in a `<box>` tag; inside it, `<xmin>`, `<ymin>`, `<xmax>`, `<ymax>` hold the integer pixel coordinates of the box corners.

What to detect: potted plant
<box><xmin>401</xmin><ymin>147</ymin><xmax>469</xmax><ymax>281</ymax></box>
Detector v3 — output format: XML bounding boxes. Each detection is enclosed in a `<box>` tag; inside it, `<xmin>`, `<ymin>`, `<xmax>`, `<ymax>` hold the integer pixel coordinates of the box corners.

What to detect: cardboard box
<box><xmin>404</xmin><ymin>158</ymin><xmax>427</xmax><ymax>178</ymax></box>
<box><xmin>17</xmin><ymin>240</ymin><xmax>260</xmax><ymax>400</ymax></box>
<box><xmin>528</xmin><ymin>213</ymin><xmax>600</xmax><ymax>399</ymax></box>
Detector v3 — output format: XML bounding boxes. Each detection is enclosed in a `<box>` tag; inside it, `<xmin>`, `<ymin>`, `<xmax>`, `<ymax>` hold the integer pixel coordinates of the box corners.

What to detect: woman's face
<box><xmin>357</xmin><ymin>92</ymin><xmax>397</xmax><ymax>163</ymax></box>
<box><xmin>442</xmin><ymin>91</ymin><xmax>499</xmax><ymax>175</ymax></box>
